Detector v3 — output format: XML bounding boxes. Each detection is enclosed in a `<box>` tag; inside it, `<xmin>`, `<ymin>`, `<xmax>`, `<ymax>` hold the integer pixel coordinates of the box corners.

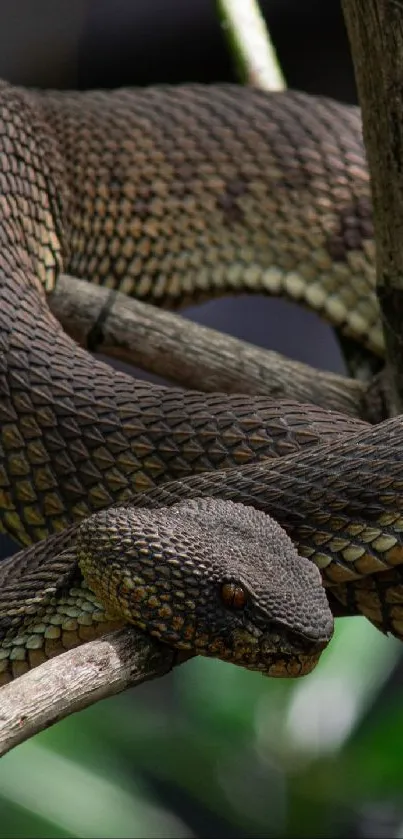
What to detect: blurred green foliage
<box><xmin>1</xmin><ymin>617</ymin><xmax>402</xmax><ymax>838</ymax></box>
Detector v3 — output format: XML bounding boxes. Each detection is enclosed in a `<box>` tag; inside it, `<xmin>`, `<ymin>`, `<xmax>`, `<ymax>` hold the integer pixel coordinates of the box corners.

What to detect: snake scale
<box><xmin>0</xmin><ymin>79</ymin><xmax>400</xmax><ymax>683</ymax></box>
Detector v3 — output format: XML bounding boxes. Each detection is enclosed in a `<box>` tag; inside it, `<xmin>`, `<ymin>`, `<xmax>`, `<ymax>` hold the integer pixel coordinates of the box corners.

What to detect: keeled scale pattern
<box><xmin>38</xmin><ymin>84</ymin><xmax>379</xmax><ymax>352</ymax></box>
<box><xmin>0</xmin><ymin>82</ymin><xmax>367</xmax><ymax>544</ymax></box>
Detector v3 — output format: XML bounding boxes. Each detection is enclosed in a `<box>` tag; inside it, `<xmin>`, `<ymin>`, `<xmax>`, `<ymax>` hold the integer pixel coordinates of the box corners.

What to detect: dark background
<box><xmin>1</xmin><ymin>4</ymin><xmax>402</xmax><ymax>839</ymax></box>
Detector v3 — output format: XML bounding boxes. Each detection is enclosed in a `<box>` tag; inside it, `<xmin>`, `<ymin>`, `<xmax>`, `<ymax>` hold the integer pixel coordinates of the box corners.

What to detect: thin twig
<box><xmin>216</xmin><ymin>0</ymin><xmax>285</xmax><ymax>90</ymax></box>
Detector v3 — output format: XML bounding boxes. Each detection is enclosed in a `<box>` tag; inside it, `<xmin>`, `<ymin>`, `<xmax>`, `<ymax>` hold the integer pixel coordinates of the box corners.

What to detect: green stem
<box><xmin>216</xmin><ymin>0</ymin><xmax>286</xmax><ymax>90</ymax></box>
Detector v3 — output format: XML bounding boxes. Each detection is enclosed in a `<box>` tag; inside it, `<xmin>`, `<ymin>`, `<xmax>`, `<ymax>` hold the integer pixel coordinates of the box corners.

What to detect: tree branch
<box><xmin>0</xmin><ymin>627</ymin><xmax>191</xmax><ymax>757</ymax></box>
<box><xmin>342</xmin><ymin>0</ymin><xmax>403</xmax><ymax>413</ymax></box>
<box><xmin>50</xmin><ymin>274</ymin><xmax>383</xmax><ymax>421</ymax></box>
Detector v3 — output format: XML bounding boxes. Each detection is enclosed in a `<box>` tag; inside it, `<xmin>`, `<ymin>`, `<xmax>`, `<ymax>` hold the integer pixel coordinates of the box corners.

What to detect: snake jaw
<box><xmin>259</xmin><ymin>626</ymin><xmax>331</xmax><ymax>677</ymax></box>
<box><xmin>201</xmin><ymin>623</ymin><xmax>331</xmax><ymax>678</ymax></box>
<box><xmin>172</xmin><ymin>624</ymin><xmax>329</xmax><ymax>677</ymax></box>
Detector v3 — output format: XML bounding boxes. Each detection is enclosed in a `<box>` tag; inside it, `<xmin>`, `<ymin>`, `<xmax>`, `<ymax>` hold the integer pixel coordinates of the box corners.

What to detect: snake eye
<box><xmin>220</xmin><ymin>581</ymin><xmax>247</xmax><ymax>610</ymax></box>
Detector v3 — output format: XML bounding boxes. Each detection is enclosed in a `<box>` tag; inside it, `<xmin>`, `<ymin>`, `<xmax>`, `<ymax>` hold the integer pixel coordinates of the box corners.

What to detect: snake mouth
<box><xmin>257</xmin><ymin>623</ymin><xmax>332</xmax><ymax>676</ymax></box>
<box><xmin>202</xmin><ymin>623</ymin><xmax>331</xmax><ymax>678</ymax></box>
<box><xmin>212</xmin><ymin>639</ymin><xmax>323</xmax><ymax>678</ymax></box>
<box><xmin>261</xmin><ymin>649</ymin><xmax>323</xmax><ymax>678</ymax></box>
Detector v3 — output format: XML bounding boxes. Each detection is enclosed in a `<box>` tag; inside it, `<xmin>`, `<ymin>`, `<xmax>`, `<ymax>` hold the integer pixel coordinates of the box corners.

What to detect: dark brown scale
<box><xmin>0</xmin><ymin>224</ymin><xmax>364</xmax><ymax>545</ymax></box>
<box><xmin>0</xmin><ymin>79</ymin><xmax>398</xmax><ymax>677</ymax></box>
<box><xmin>0</xmin><ymin>498</ymin><xmax>334</xmax><ymax>683</ymax></box>
<box><xmin>33</xmin><ymin>83</ymin><xmax>378</xmax><ymax>343</ymax></box>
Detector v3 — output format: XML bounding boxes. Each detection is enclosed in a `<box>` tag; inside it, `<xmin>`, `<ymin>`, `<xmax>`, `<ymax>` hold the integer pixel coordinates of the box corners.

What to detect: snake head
<box><xmin>77</xmin><ymin>498</ymin><xmax>334</xmax><ymax>677</ymax></box>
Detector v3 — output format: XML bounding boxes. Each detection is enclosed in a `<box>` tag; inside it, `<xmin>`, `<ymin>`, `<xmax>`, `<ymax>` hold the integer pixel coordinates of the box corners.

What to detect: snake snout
<box><xmin>257</xmin><ymin>624</ymin><xmax>330</xmax><ymax>678</ymax></box>
<box><xmin>281</xmin><ymin>625</ymin><xmax>330</xmax><ymax>657</ymax></box>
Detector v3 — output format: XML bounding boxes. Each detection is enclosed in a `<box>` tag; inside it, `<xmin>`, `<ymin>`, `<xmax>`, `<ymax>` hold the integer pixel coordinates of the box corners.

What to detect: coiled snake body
<box><xmin>0</xmin><ymin>79</ymin><xmax>399</xmax><ymax>683</ymax></box>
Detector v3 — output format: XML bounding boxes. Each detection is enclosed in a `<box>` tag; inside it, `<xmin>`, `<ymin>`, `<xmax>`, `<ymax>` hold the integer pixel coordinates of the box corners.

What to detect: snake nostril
<box><xmin>288</xmin><ymin>631</ymin><xmax>328</xmax><ymax>655</ymax></box>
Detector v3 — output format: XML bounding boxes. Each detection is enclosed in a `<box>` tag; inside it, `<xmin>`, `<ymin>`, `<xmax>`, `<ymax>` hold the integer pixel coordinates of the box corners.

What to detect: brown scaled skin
<box><xmin>0</xmin><ymin>79</ymin><xmax>374</xmax><ymax>547</ymax></box>
<box><xmin>0</xmin><ymin>499</ymin><xmax>333</xmax><ymax>683</ymax></box>
<box><xmin>0</xmin><ymin>78</ymin><xmax>401</xmax><ymax>679</ymax></box>
<box><xmin>77</xmin><ymin>499</ymin><xmax>333</xmax><ymax>675</ymax></box>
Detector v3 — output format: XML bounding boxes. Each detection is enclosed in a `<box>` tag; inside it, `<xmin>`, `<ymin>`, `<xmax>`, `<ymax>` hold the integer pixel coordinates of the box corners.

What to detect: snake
<box><xmin>0</xmin><ymin>78</ymin><xmax>399</xmax><ymax>684</ymax></box>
